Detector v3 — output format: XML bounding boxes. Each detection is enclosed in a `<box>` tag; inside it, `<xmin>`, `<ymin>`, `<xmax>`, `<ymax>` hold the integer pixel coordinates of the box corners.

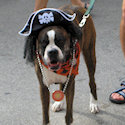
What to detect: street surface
<box><xmin>0</xmin><ymin>0</ymin><xmax>125</xmax><ymax>125</ymax></box>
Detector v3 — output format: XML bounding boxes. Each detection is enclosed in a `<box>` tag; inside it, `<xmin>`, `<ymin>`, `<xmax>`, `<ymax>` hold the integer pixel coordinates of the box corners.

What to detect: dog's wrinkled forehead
<box><xmin>38</xmin><ymin>27</ymin><xmax>69</xmax><ymax>46</ymax></box>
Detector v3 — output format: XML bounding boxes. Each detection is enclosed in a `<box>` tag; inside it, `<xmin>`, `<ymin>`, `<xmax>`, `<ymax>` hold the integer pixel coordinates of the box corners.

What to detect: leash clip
<box><xmin>79</xmin><ymin>14</ymin><xmax>90</xmax><ymax>27</ymax></box>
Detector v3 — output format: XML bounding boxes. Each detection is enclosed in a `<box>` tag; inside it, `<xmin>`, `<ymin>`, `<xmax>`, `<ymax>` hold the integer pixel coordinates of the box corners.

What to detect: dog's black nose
<box><xmin>48</xmin><ymin>49</ymin><xmax>58</xmax><ymax>57</ymax></box>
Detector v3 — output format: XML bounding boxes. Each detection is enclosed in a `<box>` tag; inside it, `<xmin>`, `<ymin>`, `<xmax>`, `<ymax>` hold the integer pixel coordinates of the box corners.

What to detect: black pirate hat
<box><xmin>19</xmin><ymin>8</ymin><xmax>82</xmax><ymax>40</ymax></box>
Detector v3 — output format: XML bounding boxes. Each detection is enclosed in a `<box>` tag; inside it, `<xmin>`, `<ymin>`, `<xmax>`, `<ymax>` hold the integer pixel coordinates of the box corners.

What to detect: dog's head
<box><xmin>37</xmin><ymin>26</ymin><xmax>72</xmax><ymax>71</ymax></box>
<box><xmin>20</xmin><ymin>8</ymin><xmax>82</xmax><ymax>69</ymax></box>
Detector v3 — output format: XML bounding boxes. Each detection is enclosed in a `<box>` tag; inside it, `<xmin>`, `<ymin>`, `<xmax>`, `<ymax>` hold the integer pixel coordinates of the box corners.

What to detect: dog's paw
<box><xmin>90</xmin><ymin>103</ymin><xmax>99</xmax><ymax>114</ymax></box>
<box><xmin>89</xmin><ymin>94</ymin><xmax>99</xmax><ymax>113</ymax></box>
<box><xmin>51</xmin><ymin>101</ymin><xmax>64</xmax><ymax>112</ymax></box>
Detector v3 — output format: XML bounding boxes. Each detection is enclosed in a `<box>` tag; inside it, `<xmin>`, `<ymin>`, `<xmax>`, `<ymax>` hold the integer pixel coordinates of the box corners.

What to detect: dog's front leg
<box><xmin>35</xmin><ymin>63</ymin><xmax>50</xmax><ymax>125</ymax></box>
<box><xmin>65</xmin><ymin>76</ymin><xmax>75</xmax><ymax>125</ymax></box>
<box><xmin>40</xmin><ymin>83</ymin><xmax>50</xmax><ymax>125</ymax></box>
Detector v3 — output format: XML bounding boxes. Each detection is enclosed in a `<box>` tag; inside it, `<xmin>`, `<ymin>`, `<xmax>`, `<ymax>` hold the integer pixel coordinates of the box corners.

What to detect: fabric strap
<box><xmin>84</xmin><ymin>0</ymin><xmax>95</xmax><ymax>16</ymax></box>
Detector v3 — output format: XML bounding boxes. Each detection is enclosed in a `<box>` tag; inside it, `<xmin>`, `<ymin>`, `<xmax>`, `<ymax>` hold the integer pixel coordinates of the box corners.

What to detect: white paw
<box><xmin>89</xmin><ymin>94</ymin><xmax>99</xmax><ymax>113</ymax></box>
<box><xmin>90</xmin><ymin>103</ymin><xmax>99</xmax><ymax>114</ymax></box>
<box><xmin>51</xmin><ymin>101</ymin><xmax>64</xmax><ymax>112</ymax></box>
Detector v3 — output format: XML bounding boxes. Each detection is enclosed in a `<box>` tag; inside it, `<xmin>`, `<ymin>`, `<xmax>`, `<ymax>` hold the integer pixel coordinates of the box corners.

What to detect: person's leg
<box><xmin>120</xmin><ymin>0</ymin><xmax>125</xmax><ymax>56</ymax></box>
<box><xmin>71</xmin><ymin>0</ymin><xmax>89</xmax><ymax>8</ymax></box>
<box><xmin>110</xmin><ymin>0</ymin><xmax>125</xmax><ymax>103</ymax></box>
<box><xmin>34</xmin><ymin>0</ymin><xmax>89</xmax><ymax>12</ymax></box>
<box><xmin>34</xmin><ymin>0</ymin><xmax>48</xmax><ymax>11</ymax></box>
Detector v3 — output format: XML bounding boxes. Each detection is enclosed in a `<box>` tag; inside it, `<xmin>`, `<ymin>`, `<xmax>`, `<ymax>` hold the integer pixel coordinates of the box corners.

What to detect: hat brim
<box><xmin>19</xmin><ymin>8</ymin><xmax>76</xmax><ymax>36</ymax></box>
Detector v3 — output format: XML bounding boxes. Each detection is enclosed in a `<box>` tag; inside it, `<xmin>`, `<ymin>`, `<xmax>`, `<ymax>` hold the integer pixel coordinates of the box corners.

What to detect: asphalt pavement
<box><xmin>0</xmin><ymin>0</ymin><xmax>125</xmax><ymax>125</ymax></box>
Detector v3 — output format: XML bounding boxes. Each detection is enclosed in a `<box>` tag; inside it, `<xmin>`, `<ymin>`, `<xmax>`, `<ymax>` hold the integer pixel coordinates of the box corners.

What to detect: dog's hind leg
<box><xmin>65</xmin><ymin>76</ymin><xmax>75</xmax><ymax>125</ymax></box>
<box><xmin>82</xmin><ymin>32</ymin><xmax>99</xmax><ymax>113</ymax></box>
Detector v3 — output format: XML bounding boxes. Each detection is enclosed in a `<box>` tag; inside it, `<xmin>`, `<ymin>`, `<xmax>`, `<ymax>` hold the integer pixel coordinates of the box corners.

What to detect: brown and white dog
<box><xmin>19</xmin><ymin>5</ymin><xmax>99</xmax><ymax>125</ymax></box>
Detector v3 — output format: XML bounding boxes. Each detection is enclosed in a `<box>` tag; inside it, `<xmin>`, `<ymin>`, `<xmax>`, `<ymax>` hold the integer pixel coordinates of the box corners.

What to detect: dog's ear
<box><xmin>24</xmin><ymin>32</ymin><xmax>38</xmax><ymax>64</ymax></box>
<box><xmin>66</xmin><ymin>22</ymin><xmax>82</xmax><ymax>41</ymax></box>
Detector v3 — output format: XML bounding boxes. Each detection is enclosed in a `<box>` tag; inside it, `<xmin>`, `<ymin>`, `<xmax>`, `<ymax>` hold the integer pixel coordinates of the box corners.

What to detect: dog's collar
<box><xmin>36</xmin><ymin>42</ymin><xmax>80</xmax><ymax>76</ymax></box>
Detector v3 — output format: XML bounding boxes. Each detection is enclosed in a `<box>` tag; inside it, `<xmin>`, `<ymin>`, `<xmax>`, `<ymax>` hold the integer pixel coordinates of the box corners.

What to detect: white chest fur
<box><xmin>42</xmin><ymin>65</ymin><xmax>67</xmax><ymax>86</ymax></box>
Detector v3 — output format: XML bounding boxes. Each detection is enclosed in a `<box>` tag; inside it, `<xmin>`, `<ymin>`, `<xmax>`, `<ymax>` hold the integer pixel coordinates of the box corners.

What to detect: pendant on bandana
<box><xmin>52</xmin><ymin>90</ymin><xmax>64</xmax><ymax>101</ymax></box>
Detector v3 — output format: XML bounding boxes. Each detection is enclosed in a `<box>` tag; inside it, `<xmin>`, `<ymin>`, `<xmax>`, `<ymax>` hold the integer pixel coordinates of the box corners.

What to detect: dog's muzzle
<box><xmin>47</xmin><ymin>49</ymin><xmax>62</xmax><ymax>71</ymax></box>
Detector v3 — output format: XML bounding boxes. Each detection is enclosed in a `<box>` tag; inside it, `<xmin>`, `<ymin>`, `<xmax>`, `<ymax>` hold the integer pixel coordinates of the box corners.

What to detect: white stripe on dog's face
<box><xmin>47</xmin><ymin>30</ymin><xmax>55</xmax><ymax>45</ymax></box>
<box><xmin>44</xmin><ymin>30</ymin><xmax>64</xmax><ymax>63</ymax></box>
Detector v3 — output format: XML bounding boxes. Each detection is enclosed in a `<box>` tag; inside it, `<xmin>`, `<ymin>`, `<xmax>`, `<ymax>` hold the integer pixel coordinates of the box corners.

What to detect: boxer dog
<box><xmin>19</xmin><ymin>5</ymin><xmax>99</xmax><ymax>125</ymax></box>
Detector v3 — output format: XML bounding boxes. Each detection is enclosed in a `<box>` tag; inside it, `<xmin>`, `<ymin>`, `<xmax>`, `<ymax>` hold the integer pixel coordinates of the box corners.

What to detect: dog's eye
<box><xmin>57</xmin><ymin>40</ymin><xmax>64</xmax><ymax>43</ymax></box>
<box><xmin>55</xmin><ymin>40</ymin><xmax>64</xmax><ymax>46</ymax></box>
<box><xmin>55</xmin><ymin>39</ymin><xmax>64</xmax><ymax>44</ymax></box>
